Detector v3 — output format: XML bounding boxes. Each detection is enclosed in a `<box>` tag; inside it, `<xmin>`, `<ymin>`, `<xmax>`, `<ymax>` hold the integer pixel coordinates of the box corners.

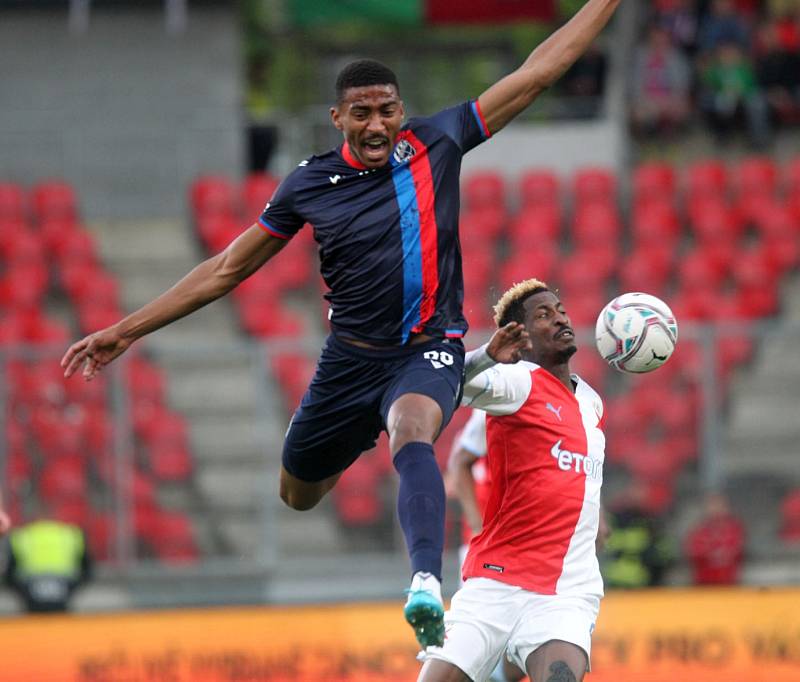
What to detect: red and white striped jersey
<box><xmin>460</xmin><ymin>349</ymin><xmax>605</xmax><ymax>597</ymax></box>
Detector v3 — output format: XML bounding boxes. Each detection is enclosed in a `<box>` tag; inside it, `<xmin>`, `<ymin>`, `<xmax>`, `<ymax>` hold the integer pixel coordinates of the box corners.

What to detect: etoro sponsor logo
<box><xmin>550</xmin><ymin>440</ymin><xmax>602</xmax><ymax>479</ymax></box>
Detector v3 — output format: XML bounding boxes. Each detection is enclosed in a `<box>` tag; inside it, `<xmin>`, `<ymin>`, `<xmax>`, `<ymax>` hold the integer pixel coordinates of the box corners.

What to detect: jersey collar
<box><xmin>341</xmin><ymin>141</ymin><xmax>367</xmax><ymax>170</ymax></box>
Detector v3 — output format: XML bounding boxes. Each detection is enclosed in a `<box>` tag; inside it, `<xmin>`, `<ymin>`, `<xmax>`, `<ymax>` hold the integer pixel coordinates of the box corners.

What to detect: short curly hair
<box><xmin>335</xmin><ymin>59</ymin><xmax>399</xmax><ymax>103</ymax></box>
<box><xmin>493</xmin><ymin>278</ymin><xmax>551</xmax><ymax>327</ymax></box>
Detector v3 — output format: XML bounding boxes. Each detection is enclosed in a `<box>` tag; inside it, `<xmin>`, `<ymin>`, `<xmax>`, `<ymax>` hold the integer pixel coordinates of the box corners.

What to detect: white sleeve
<box><xmin>461</xmin><ymin>361</ymin><xmax>532</xmax><ymax>416</ymax></box>
<box><xmin>455</xmin><ymin>410</ymin><xmax>487</xmax><ymax>457</ymax></box>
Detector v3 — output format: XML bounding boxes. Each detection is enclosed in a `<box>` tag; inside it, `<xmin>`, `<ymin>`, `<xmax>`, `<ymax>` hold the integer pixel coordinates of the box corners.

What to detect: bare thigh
<box><xmin>279</xmin><ymin>466</ymin><xmax>343</xmax><ymax>511</ymax></box>
<box><xmin>525</xmin><ymin>639</ymin><xmax>588</xmax><ymax>682</ymax></box>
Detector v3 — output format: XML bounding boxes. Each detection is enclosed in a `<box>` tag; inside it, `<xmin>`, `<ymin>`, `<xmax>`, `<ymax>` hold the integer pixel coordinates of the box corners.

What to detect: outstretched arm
<box><xmin>478</xmin><ymin>0</ymin><xmax>621</xmax><ymax>134</ymax></box>
<box><xmin>61</xmin><ymin>225</ymin><xmax>289</xmax><ymax>379</ymax></box>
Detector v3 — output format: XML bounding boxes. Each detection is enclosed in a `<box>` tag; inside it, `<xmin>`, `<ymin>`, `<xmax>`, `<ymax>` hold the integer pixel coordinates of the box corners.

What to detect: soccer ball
<box><xmin>595</xmin><ymin>292</ymin><xmax>678</xmax><ymax>374</ymax></box>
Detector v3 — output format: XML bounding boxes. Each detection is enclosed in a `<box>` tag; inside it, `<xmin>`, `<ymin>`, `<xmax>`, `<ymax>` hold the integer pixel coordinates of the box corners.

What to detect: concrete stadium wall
<box><xmin>0</xmin><ymin>6</ymin><xmax>243</xmax><ymax>220</ymax></box>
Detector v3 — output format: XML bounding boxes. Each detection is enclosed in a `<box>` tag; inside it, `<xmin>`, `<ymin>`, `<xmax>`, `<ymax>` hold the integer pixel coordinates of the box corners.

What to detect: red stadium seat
<box><xmin>632</xmin><ymin>162</ymin><xmax>677</xmax><ymax>201</ymax></box>
<box><xmin>0</xmin><ymin>262</ymin><xmax>49</xmax><ymax>309</ymax></box>
<box><xmin>0</xmin><ymin>183</ymin><xmax>26</xmax><ymax>221</ymax></box>
<box><xmin>779</xmin><ymin>489</ymin><xmax>800</xmax><ymax>543</ymax></box>
<box><xmin>60</xmin><ymin>263</ymin><xmax>120</xmax><ymax>309</ymax></box>
<box><xmin>573</xmin><ymin>167</ymin><xmax>616</xmax><ymax>204</ymax></box>
<box><xmin>460</xmin><ymin>207</ymin><xmax>507</xmax><ymax>244</ymax></box>
<box><xmin>518</xmin><ymin>169</ymin><xmax>560</xmax><ymax>207</ymax></box>
<box><xmin>677</xmin><ymin>250</ymin><xmax>726</xmax><ymax>289</ymax></box>
<box><xmin>147</xmin><ymin>441</ymin><xmax>194</xmax><ymax>482</ymax></box>
<box><xmin>571</xmin><ymin>202</ymin><xmax>622</xmax><ymax>248</ymax></box>
<box><xmin>463</xmin><ymin>171</ymin><xmax>506</xmax><ymax>211</ymax></box>
<box><xmin>498</xmin><ymin>246</ymin><xmax>559</xmax><ymax>291</ymax></box>
<box><xmin>685</xmin><ymin>159</ymin><xmax>728</xmax><ymax>198</ymax></box>
<box><xmin>508</xmin><ymin>205</ymin><xmax>561</xmax><ymax>243</ymax></box>
<box><xmin>333</xmin><ymin>457</ymin><xmax>382</xmax><ymax>527</ymax></box>
<box><xmin>242</xmin><ymin>172</ymin><xmax>281</xmax><ymax>221</ymax></box>
<box><xmin>30</xmin><ymin>181</ymin><xmax>78</xmax><ymax>223</ymax></box>
<box><xmin>687</xmin><ymin>198</ymin><xmax>742</xmax><ymax>243</ymax></box>
<box><xmin>732</xmin><ymin>156</ymin><xmax>778</xmax><ymax>196</ymax></box>
<box><xmin>51</xmin><ymin>227</ymin><xmax>98</xmax><ymax>265</ymax></box>
<box><xmin>39</xmin><ymin>455</ymin><xmax>86</xmax><ymax>502</ymax></box>
<box><xmin>151</xmin><ymin>513</ymin><xmax>199</xmax><ymax>563</ymax></box>
<box><xmin>618</xmin><ymin>246</ymin><xmax>673</xmax><ymax>295</ymax></box>
<box><xmin>237</xmin><ymin>298</ymin><xmax>305</xmax><ymax>338</ymax></box>
<box><xmin>126</xmin><ymin>356</ymin><xmax>167</xmax><ymax>406</ymax></box>
<box><xmin>784</xmin><ymin>156</ymin><xmax>800</xmax><ymax>195</ymax></box>
<box><xmin>196</xmin><ymin>213</ymin><xmax>243</xmax><ymax>254</ymax></box>
<box><xmin>631</xmin><ymin>198</ymin><xmax>682</xmax><ymax>245</ymax></box>
<box><xmin>0</xmin><ymin>228</ymin><xmax>46</xmax><ymax>265</ymax></box>
<box><xmin>190</xmin><ymin>175</ymin><xmax>239</xmax><ymax>220</ymax></box>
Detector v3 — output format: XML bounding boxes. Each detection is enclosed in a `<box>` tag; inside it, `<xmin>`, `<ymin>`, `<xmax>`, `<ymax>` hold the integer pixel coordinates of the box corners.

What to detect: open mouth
<box><xmin>362</xmin><ymin>137</ymin><xmax>389</xmax><ymax>159</ymax></box>
<box><xmin>555</xmin><ymin>328</ymin><xmax>575</xmax><ymax>340</ymax></box>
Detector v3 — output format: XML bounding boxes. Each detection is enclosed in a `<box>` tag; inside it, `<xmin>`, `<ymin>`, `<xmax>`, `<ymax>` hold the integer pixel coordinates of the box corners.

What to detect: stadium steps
<box><xmin>723</xmin><ymin>274</ymin><xmax>800</xmax><ymax>477</ymax></box>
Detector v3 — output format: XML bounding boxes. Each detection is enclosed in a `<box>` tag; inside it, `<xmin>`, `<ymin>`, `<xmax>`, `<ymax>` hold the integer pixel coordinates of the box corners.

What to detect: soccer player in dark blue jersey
<box><xmin>62</xmin><ymin>0</ymin><xmax>621</xmax><ymax>649</ymax></box>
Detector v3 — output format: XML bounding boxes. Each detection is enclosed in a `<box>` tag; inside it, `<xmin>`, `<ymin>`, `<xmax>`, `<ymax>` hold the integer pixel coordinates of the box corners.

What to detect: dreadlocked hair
<box><xmin>493</xmin><ymin>278</ymin><xmax>551</xmax><ymax>327</ymax></box>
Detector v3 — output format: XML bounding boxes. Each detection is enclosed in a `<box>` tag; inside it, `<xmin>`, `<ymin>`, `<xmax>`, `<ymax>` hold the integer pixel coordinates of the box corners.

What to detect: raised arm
<box><xmin>478</xmin><ymin>0</ymin><xmax>621</xmax><ymax>135</ymax></box>
<box><xmin>61</xmin><ymin>225</ymin><xmax>289</xmax><ymax>379</ymax></box>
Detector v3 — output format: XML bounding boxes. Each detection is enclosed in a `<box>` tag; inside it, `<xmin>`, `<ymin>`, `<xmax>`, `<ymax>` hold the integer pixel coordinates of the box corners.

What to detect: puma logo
<box><xmin>546</xmin><ymin>402</ymin><xmax>563</xmax><ymax>421</ymax></box>
<box><xmin>646</xmin><ymin>348</ymin><xmax>668</xmax><ymax>365</ymax></box>
<box><xmin>329</xmin><ymin>174</ymin><xmax>342</xmax><ymax>185</ymax></box>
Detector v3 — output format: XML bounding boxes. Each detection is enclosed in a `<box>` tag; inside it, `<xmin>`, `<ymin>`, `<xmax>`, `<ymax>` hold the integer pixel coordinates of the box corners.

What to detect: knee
<box><xmin>279</xmin><ymin>480</ymin><xmax>320</xmax><ymax>512</ymax></box>
<box><xmin>389</xmin><ymin>417</ymin><xmax>435</xmax><ymax>452</ymax></box>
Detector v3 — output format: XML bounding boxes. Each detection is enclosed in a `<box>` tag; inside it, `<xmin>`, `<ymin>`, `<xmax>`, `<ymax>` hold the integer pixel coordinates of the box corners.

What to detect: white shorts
<box><xmin>424</xmin><ymin>578</ymin><xmax>600</xmax><ymax>682</ymax></box>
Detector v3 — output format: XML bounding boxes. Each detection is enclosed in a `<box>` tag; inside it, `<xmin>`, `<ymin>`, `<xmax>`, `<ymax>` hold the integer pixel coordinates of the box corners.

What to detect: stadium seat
<box><xmin>732</xmin><ymin>156</ymin><xmax>778</xmax><ymax>196</ymax></box>
<box><xmin>572</xmin><ymin>167</ymin><xmax>616</xmax><ymax>204</ymax></box>
<box><xmin>242</xmin><ymin>172</ymin><xmax>281</xmax><ymax>221</ymax></box>
<box><xmin>332</xmin><ymin>457</ymin><xmax>382</xmax><ymax>527</ymax></box>
<box><xmin>147</xmin><ymin>440</ymin><xmax>194</xmax><ymax>482</ymax></box>
<box><xmin>270</xmin><ymin>352</ymin><xmax>316</xmax><ymax>411</ymax></box>
<box><xmin>685</xmin><ymin>159</ymin><xmax>728</xmax><ymax>198</ymax></box>
<box><xmin>498</xmin><ymin>244</ymin><xmax>558</xmax><ymax>289</ymax></box>
<box><xmin>632</xmin><ymin>162</ymin><xmax>676</xmax><ymax>202</ymax></box>
<box><xmin>618</xmin><ymin>246</ymin><xmax>673</xmax><ymax>295</ymax></box>
<box><xmin>677</xmin><ymin>250</ymin><xmax>726</xmax><ymax>290</ymax></box>
<box><xmin>50</xmin><ymin>227</ymin><xmax>99</xmax><ymax>265</ymax></box>
<box><xmin>571</xmin><ymin>202</ymin><xmax>622</xmax><ymax>248</ymax></box>
<box><xmin>0</xmin><ymin>228</ymin><xmax>46</xmax><ymax>265</ymax></box>
<box><xmin>196</xmin><ymin>213</ymin><xmax>243</xmax><ymax>254</ymax></box>
<box><xmin>508</xmin><ymin>204</ymin><xmax>561</xmax><ymax>243</ymax></box>
<box><xmin>237</xmin><ymin>298</ymin><xmax>305</xmax><ymax>338</ymax></box>
<box><xmin>30</xmin><ymin>181</ymin><xmax>78</xmax><ymax>223</ymax></box>
<box><xmin>687</xmin><ymin>198</ymin><xmax>742</xmax><ymax>243</ymax></box>
<box><xmin>779</xmin><ymin>489</ymin><xmax>800</xmax><ymax>543</ymax></box>
<box><xmin>518</xmin><ymin>169</ymin><xmax>560</xmax><ymax>207</ymax></box>
<box><xmin>190</xmin><ymin>175</ymin><xmax>239</xmax><ymax>220</ymax></box>
<box><xmin>783</xmin><ymin>156</ymin><xmax>800</xmax><ymax>196</ymax></box>
<box><xmin>0</xmin><ymin>262</ymin><xmax>49</xmax><ymax>309</ymax></box>
<box><xmin>38</xmin><ymin>455</ymin><xmax>86</xmax><ymax>502</ymax></box>
<box><xmin>463</xmin><ymin>171</ymin><xmax>506</xmax><ymax>211</ymax></box>
<box><xmin>148</xmin><ymin>512</ymin><xmax>199</xmax><ymax>563</ymax></box>
<box><xmin>61</xmin><ymin>263</ymin><xmax>120</xmax><ymax>309</ymax></box>
<box><xmin>631</xmin><ymin>198</ymin><xmax>682</xmax><ymax>244</ymax></box>
<box><xmin>0</xmin><ymin>182</ymin><xmax>26</xmax><ymax>221</ymax></box>
<box><xmin>127</xmin><ymin>356</ymin><xmax>167</xmax><ymax>406</ymax></box>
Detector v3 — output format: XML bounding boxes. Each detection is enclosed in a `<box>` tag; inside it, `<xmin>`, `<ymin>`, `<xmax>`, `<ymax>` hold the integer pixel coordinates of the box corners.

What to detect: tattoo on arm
<box><xmin>545</xmin><ymin>661</ymin><xmax>578</xmax><ymax>682</ymax></box>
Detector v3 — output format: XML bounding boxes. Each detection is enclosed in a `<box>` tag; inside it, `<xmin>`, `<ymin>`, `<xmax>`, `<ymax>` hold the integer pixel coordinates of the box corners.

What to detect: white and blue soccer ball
<box><xmin>595</xmin><ymin>292</ymin><xmax>678</xmax><ymax>374</ymax></box>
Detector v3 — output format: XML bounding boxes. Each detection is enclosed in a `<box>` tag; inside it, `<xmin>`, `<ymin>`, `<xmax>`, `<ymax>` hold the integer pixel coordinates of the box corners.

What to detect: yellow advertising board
<box><xmin>0</xmin><ymin>588</ymin><xmax>799</xmax><ymax>682</ymax></box>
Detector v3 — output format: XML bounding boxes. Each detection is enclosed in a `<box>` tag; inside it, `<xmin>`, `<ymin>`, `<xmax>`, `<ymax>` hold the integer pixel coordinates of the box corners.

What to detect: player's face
<box><xmin>331</xmin><ymin>84</ymin><xmax>405</xmax><ymax>169</ymax></box>
<box><xmin>523</xmin><ymin>291</ymin><xmax>577</xmax><ymax>365</ymax></box>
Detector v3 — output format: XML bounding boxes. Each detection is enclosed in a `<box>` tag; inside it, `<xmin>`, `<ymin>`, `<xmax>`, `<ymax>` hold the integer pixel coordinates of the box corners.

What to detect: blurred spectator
<box><xmin>631</xmin><ymin>25</ymin><xmax>692</xmax><ymax>138</ymax></box>
<box><xmin>601</xmin><ymin>486</ymin><xmax>675</xmax><ymax>589</ymax></box>
<box><xmin>4</xmin><ymin>517</ymin><xmax>92</xmax><ymax>613</ymax></box>
<box><xmin>699</xmin><ymin>42</ymin><xmax>771</xmax><ymax>147</ymax></box>
<box><xmin>684</xmin><ymin>492</ymin><xmax>746</xmax><ymax>585</ymax></box>
<box><xmin>653</xmin><ymin>0</ymin><xmax>700</xmax><ymax>54</ymax></box>
<box><xmin>755</xmin><ymin>22</ymin><xmax>800</xmax><ymax>125</ymax></box>
<box><xmin>697</xmin><ymin>0</ymin><xmax>751</xmax><ymax>54</ymax></box>
<box><xmin>559</xmin><ymin>42</ymin><xmax>608</xmax><ymax>118</ymax></box>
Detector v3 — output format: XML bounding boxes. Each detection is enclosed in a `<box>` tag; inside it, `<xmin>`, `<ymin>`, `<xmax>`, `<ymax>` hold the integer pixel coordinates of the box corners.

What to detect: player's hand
<box><xmin>486</xmin><ymin>322</ymin><xmax>531</xmax><ymax>364</ymax></box>
<box><xmin>0</xmin><ymin>508</ymin><xmax>11</xmax><ymax>536</ymax></box>
<box><xmin>61</xmin><ymin>326</ymin><xmax>132</xmax><ymax>381</ymax></box>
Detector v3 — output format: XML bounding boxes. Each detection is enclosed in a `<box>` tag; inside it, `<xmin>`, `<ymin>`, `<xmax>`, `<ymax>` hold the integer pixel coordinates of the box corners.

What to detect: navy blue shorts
<box><xmin>282</xmin><ymin>334</ymin><xmax>465</xmax><ymax>482</ymax></box>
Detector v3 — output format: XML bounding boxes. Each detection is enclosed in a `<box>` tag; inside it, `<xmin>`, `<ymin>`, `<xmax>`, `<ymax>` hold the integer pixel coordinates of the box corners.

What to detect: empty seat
<box><xmin>190</xmin><ymin>176</ymin><xmax>238</xmax><ymax>219</ymax></box>
<box><xmin>780</xmin><ymin>489</ymin><xmax>800</xmax><ymax>543</ymax></box>
<box><xmin>632</xmin><ymin>162</ymin><xmax>676</xmax><ymax>202</ymax></box>
<box><xmin>332</xmin><ymin>457</ymin><xmax>382</xmax><ymax>527</ymax></box>
<box><xmin>732</xmin><ymin>156</ymin><xmax>778</xmax><ymax>196</ymax></box>
<box><xmin>571</xmin><ymin>202</ymin><xmax>622</xmax><ymax>247</ymax></box>
<box><xmin>631</xmin><ymin>198</ymin><xmax>682</xmax><ymax>245</ymax></box>
<box><xmin>39</xmin><ymin>456</ymin><xmax>86</xmax><ymax>502</ymax></box>
<box><xmin>30</xmin><ymin>181</ymin><xmax>78</xmax><ymax>223</ymax></box>
<box><xmin>518</xmin><ymin>169</ymin><xmax>560</xmax><ymax>207</ymax></box>
<box><xmin>687</xmin><ymin>198</ymin><xmax>742</xmax><ymax>243</ymax></box>
<box><xmin>508</xmin><ymin>205</ymin><xmax>561</xmax><ymax>243</ymax></box>
<box><xmin>0</xmin><ymin>182</ymin><xmax>26</xmax><ymax>221</ymax></box>
<box><xmin>242</xmin><ymin>172</ymin><xmax>281</xmax><ymax>220</ymax></box>
<box><xmin>573</xmin><ymin>167</ymin><xmax>616</xmax><ymax>204</ymax></box>
<box><xmin>148</xmin><ymin>512</ymin><xmax>199</xmax><ymax>563</ymax></box>
<box><xmin>463</xmin><ymin>171</ymin><xmax>506</xmax><ymax>211</ymax></box>
<box><xmin>685</xmin><ymin>159</ymin><xmax>728</xmax><ymax>198</ymax></box>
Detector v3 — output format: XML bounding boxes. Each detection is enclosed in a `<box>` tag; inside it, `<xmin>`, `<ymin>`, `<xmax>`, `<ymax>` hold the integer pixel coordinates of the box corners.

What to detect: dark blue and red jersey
<box><xmin>259</xmin><ymin>100</ymin><xmax>491</xmax><ymax>345</ymax></box>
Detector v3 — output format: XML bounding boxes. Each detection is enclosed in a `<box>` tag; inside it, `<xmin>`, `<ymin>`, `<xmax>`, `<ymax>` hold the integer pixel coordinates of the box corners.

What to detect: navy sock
<box><xmin>393</xmin><ymin>441</ymin><xmax>445</xmax><ymax>582</ymax></box>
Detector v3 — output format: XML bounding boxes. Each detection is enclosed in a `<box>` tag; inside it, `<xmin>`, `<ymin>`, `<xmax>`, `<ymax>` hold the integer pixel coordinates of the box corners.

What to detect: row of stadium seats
<box><xmin>1</xmin><ymin>180</ymin><xmax>199</xmax><ymax>562</ymax></box>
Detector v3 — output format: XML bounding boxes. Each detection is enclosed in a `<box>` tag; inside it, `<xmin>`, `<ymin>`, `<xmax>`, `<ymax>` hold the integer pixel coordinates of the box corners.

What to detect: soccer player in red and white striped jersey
<box><xmin>420</xmin><ymin>279</ymin><xmax>606</xmax><ymax>682</ymax></box>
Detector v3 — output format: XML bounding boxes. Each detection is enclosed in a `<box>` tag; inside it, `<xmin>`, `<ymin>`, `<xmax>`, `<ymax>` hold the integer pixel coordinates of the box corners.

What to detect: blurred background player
<box><xmin>60</xmin><ymin>0</ymin><xmax>622</xmax><ymax>649</ymax></box>
<box><xmin>420</xmin><ymin>278</ymin><xmax>607</xmax><ymax>682</ymax></box>
<box><xmin>447</xmin><ymin>409</ymin><xmax>525</xmax><ymax>682</ymax></box>
<box><xmin>684</xmin><ymin>491</ymin><xmax>746</xmax><ymax>585</ymax></box>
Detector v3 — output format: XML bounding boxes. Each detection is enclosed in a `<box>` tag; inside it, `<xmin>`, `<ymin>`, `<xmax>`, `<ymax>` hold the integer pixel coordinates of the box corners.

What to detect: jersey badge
<box><xmin>393</xmin><ymin>139</ymin><xmax>416</xmax><ymax>164</ymax></box>
<box><xmin>546</xmin><ymin>402</ymin><xmax>563</xmax><ymax>421</ymax></box>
